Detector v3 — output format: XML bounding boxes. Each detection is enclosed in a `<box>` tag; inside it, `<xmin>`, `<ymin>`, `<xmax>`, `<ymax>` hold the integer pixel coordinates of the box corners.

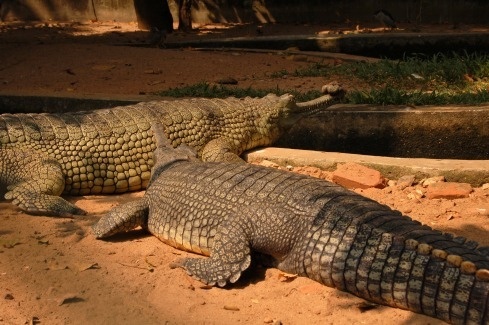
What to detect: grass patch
<box><xmin>346</xmin><ymin>87</ymin><xmax>489</xmax><ymax>105</ymax></box>
<box><xmin>155</xmin><ymin>52</ymin><xmax>489</xmax><ymax>105</ymax></box>
<box><xmin>155</xmin><ymin>82</ymin><xmax>322</xmax><ymax>102</ymax></box>
<box><xmin>274</xmin><ymin>52</ymin><xmax>489</xmax><ymax>93</ymax></box>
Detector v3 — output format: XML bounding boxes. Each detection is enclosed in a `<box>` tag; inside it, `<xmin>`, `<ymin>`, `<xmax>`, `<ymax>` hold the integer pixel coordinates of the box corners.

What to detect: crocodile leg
<box><xmin>1</xmin><ymin>148</ymin><xmax>86</xmax><ymax>216</ymax></box>
<box><xmin>200</xmin><ymin>138</ymin><xmax>245</xmax><ymax>163</ymax></box>
<box><xmin>92</xmin><ymin>199</ymin><xmax>149</xmax><ymax>238</ymax></box>
<box><xmin>175</xmin><ymin>219</ymin><xmax>252</xmax><ymax>287</ymax></box>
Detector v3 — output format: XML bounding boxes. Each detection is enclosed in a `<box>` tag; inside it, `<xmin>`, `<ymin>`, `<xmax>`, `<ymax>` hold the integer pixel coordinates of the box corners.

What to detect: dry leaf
<box><xmin>58</xmin><ymin>294</ymin><xmax>84</xmax><ymax>306</ymax></box>
<box><xmin>77</xmin><ymin>262</ymin><xmax>101</xmax><ymax>271</ymax></box>
<box><xmin>2</xmin><ymin>240</ymin><xmax>21</xmax><ymax>248</ymax></box>
<box><xmin>357</xmin><ymin>301</ymin><xmax>379</xmax><ymax>312</ymax></box>
<box><xmin>38</xmin><ymin>239</ymin><xmax>50</xmax><ymax>245</ymax></box>
<box><xmin>29</xmin><ymin>316</ymin><xmax>40</xmax><ymax>325</ymax></box>
<box><xmin>278</xmin><ymin>271</ymin><xmax>297</xmax><ymax>282</ymax></box>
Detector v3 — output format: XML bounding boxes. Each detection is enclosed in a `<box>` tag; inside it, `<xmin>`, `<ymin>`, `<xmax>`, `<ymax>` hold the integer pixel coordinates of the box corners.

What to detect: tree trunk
<box><xmin>134</xmin><ymin>0</ymin><xmax>173</xmax><ymax>33</ymax></box>
<box><xmin>177</xmin><ymin>0</ymin><xmax>192</xmax><ymax>31</ymax></box>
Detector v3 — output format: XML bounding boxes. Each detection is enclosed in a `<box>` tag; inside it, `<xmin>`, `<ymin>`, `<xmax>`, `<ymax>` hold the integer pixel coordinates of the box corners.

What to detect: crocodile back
<box><xmin>143</xmin><ymin>160</ymin><xmax>489</xmax><ymax>324</ymax></box>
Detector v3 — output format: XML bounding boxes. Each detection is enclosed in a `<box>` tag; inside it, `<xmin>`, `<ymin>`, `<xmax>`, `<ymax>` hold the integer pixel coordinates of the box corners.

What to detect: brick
<box><xmin>332</xmin><ymin>162</ymin><xmax>385</xmax><ymax>189</ymax></box>
<box><xmin>426</xmin><ymin>182</ymin><xmax>473</xmax><ymax>199</ymax></box>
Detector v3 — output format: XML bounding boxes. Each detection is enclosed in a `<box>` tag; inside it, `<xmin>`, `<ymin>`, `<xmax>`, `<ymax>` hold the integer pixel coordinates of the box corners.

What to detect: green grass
<box><xmin>275</xmin><ymin>52</ymin><xmax>489</xmax><ymax>92</ymax></box>
<box><xmin>346</xmin><ymin>87</ymin><xmax>489</xmax><ymax>105</ymax></box>
<box><xmin>155</xmin><ymin>53</ymin><xmax>489</xmax><ymax>105</ymax></box>
<box><xmin>155</xmin><ymin>82</ymin><xmax>322</xmax><ymax>102</ymax></box>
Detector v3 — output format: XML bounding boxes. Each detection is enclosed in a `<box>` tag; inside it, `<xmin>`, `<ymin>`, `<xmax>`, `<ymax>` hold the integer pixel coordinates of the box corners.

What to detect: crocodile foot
<box><xmin>92</xmin><ymin>200</ymin><xmax>148</xmax><ymax>238</ymax></box>
<box><xmin>169</xmin><ymin>221</ymin><xmax>254</xmax><ymax>287</ymax></box>
<box><xmin>5</xmin><ymin>191</ymin><xmax>86</xmax><ymax>217</ymax></box>
<box><xmin>174</xmin><ymin>254</ymin><xmax>251</xmax><ymax>287</ymax></box>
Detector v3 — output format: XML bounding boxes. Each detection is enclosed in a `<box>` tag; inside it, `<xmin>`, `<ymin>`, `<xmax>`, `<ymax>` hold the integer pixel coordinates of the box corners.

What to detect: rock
<box><xmin>397</xmin><ymin>175</ymin><xmax>416</xmax><ymax>189</ymax></box>
<box><xmin>407</xmin><ymin>189</ymin><xmax>423</xmax><ymax>201</ymax></box>
<box><xmin>332</xmin><ymin>162</ymin><xmax>385</xmax><ymax>189</ymax></box>
<box><xmin>482</xmin><ymin>183</ymin><xmax>489</xmax><ymax>190</ymax></box>
<box><xmin>321</xmin><ymin>82</ymin><xmax>345</xmax><ymax>97</ymax></box>
<box><xmin>258</xmin><ymin>160</ymin><xmax>280</xmax><ymax>169</ymax></box>
<box><xmin>387</xmin><ymin>179</ymin><xmax>397</xmax><ymax>187</ymax></box>
<box><xmin>421</xmin><ymin>176</ymin><xmax>445</xmax><ymax>187</ymax></box>
<box><xmin>223</xmin><ymin>305</ymin><xmax>240</xmax><ymax>311</ymax></box>
<box><xmin>292</xmin><ymin>166</ymin><xmax>330</xmax><ymax>180</ymax></box>
<box><xmin>426</xmin><ymin>182</ymin><xmax>473</xmax><ymax>199</ymax></box>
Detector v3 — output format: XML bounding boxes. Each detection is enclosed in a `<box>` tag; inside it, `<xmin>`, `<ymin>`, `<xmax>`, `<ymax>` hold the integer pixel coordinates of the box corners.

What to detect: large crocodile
<box><xmin>0</xmin><ymin>92</ymin><xmax>337</xmax><ymax>216</ymax></box>
<box><xmin>93</xmin><ymin>124</ymin><xmax>489</xmax><ymax>325</ymax></box>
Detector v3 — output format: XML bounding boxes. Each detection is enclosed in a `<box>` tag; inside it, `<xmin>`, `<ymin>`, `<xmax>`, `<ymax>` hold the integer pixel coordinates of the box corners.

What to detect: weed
<box><xmin>155</xmin><ymin>82</ymin><xmax>322</xmax><ymax>102</ymax></box>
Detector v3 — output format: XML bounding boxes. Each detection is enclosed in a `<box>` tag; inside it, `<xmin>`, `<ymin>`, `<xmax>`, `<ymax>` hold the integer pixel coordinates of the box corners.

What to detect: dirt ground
<box><xmin>1</xmin><ymin>21</ymin><xmax>489</xmax><ymax>325</ymax></box>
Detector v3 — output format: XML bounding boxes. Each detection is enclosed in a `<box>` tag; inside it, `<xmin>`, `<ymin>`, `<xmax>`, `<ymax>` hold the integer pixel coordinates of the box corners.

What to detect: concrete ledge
<box><xmin>245</xmin><ymin>147</ymin><xmax>489</xmax><ymax>187</ymax></box>
<box><xmin>166</xmin><ymin>32</ymin><xmax>489</xmax><ymax>58</ymax></box>
<box><xmin>279</xmin><ymin>104</ymin><xmax>489</xmax><ymax>160</ymax></box>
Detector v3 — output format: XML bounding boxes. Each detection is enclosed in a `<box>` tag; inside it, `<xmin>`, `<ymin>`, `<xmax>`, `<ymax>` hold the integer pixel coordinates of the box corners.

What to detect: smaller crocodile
<box><xmin>0</xmin><ymin>91</ymin><xmax>337</xmax><ymax>216</ymax></box>
<box><xmin>94</xmin><ymin>123</ymin><xmax>489</xmax><ymax>325</ymax></box>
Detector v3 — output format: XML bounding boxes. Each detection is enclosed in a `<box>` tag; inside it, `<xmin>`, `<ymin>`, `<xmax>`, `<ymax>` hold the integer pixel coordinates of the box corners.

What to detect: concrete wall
<box><xmin>1</xmin><ymin>0</ymin><xmax>489</xmax><ymax>25</ymax></box>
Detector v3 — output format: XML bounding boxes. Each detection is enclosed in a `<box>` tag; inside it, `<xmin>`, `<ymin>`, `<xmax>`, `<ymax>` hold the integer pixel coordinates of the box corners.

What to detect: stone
<box><xmin>426</xmin><ymin>182</ymin><xmax>473</xmax><ymax>199</ymax></box>
<box><xmin>258</xmin><ymin>160</ymin><xmax>280</xmax><ymax>169</ymax></box>
<box><xmin>397</xmin><ymin>175</ymin><xmax>416</xmax><ymax>189</ymax></box>
<box><xmin>332</xmin><ymin>162</ymin><xmax>385</xmax><ymax>189</ymax></box>
<box><xmin>292</xmin><ymin>166</ymin><xmax>330</xmax><ymax>180</ymax></box>
<box><xmin>421</xmin><ymin>176</ymin><xmax>445</xmax><ymax>187</ymax></box>
<box><xmin>321</xmin><ymin>82</ymin><xmax>345</xmax><ymax>97</ymax></box>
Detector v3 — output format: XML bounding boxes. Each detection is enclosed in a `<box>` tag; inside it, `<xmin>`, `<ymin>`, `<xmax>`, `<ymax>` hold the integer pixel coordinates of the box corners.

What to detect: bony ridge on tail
<box><xmin>94</xmin><ymin>123</ymin><xmax>489</xmax><ymax>325</ymax></box>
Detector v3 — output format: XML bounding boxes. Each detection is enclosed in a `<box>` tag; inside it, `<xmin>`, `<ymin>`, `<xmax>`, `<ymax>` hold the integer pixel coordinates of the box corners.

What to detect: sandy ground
<box><xmin>1</xmin><ymin>21</ymin><xmax>489</xmax><ymax>325</ymax></box>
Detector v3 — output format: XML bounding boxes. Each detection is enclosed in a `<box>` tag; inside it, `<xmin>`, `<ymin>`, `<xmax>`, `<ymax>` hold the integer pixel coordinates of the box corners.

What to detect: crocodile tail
<box><xmin>285</xmin><ymin>194</ymin><xmax>489</xmax><ymax>324</ymax></box>
<box><xmin>347</xmin><ymin>229</ymin><xmax>489</xmax><ymax>324</ymax></box>
<box><xmin>149</xmin><ymin>123</ymin><xmax>199</xmax><ymax>184</ymax></box>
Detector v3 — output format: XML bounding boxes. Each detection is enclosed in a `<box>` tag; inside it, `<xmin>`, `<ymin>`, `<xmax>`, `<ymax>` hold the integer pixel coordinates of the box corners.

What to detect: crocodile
<box><xmin>0</xmin><ymin>92</ymin><xmax>337</xmax><ymax>216</ymax></box>
<box><xmin>93</xmin><ymin>123</ymin><xmax>489</xmax><ymax>325</ymax></box>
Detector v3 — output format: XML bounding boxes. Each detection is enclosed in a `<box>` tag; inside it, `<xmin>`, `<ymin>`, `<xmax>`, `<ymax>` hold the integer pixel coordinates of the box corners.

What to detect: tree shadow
<box><xmin>1</xmin><ymin>0</ymin><xmax>91</xmax><ymax>22</ymax></box>
<box><xmin>93</xmin><ymin>228</ymin><xmax>152</xmax><ymax>243</ymax></box>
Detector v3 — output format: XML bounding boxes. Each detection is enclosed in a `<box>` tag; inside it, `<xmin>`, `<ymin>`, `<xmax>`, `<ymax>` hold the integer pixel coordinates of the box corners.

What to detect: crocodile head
<box><xmin>274</xmin><ymin>93</ymin><xmax>336</xmax><ymax>130</ymax></box>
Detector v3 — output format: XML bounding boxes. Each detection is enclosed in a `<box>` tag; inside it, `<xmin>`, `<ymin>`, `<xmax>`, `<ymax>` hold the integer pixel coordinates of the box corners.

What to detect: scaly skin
<box><xmin>0</xmin><ymin>93</ymin><xmax>336</xmax><ymax>216</ymax></box>
<box><xmin>94</xmin><ymin>124</ymin><xmax>489</xmax><ymax>325</ymax></box>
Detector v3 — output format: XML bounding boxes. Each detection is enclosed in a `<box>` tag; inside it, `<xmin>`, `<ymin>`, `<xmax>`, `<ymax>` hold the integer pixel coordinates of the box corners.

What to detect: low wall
<box><xmin>278</xmin><ymin>104</ymin><xmax>489</xmax><ymax>160</ymax></box>
<box><xmin>1</xmin><ymin>0</ymin><xmax>489</xmax><ymax>25</ymax></box>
